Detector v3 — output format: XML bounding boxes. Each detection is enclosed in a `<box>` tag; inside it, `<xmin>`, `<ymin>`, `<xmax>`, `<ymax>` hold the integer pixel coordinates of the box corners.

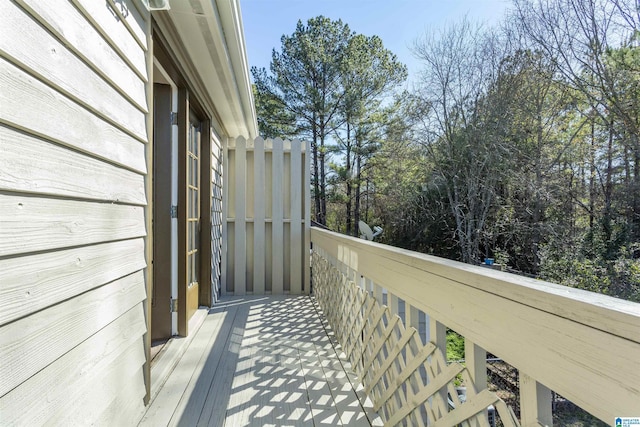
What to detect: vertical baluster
<box><xmin>389</xmin><ymin>293</ymin><xmax>400</xmax><ymax>317</ymax></box>
<box><xmin>466</xmin><ymin>338</ymin><xmax>488</xmax><ymax>425</ymax></box>
<box><xmin>520</xmin><ymin>372</ymin><xmax>553</xmax><ymax>427</ymax></box>
<box><xmin>365</xmin><ymin>278</ymin><xmax>374</xmax><ymax>296</ymax></box>
<box><xmin>406</xmin><ymin>304</ymin><xmax>420</xmax><ymax>332</ymax></box>
<box><xmin>465</xmin><ymin>339</ymin><xmax>487</xmax><ymax>391</ymax></box>
<box><xmin>429</xmin><ymin>318</ymin><xmax>446</xmax><ymax>352</ymax></box>
<box><xmin>374</xmin><ymin>283</ymin><xmax>383</xmax><ymax>306</ymax></box>
<box><xmin>430</xmin><ymin>317</ymin><xmax>447</xmax><ymax>417</ymax></box>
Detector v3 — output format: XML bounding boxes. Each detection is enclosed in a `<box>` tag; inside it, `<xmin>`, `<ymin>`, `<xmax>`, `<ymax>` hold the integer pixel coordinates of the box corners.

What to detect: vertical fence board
<box><xmin>253</xmin><ymin>137</ymin><xmax>266</xmax><ymax>294</ymax></box>
<box><xmin>303</xmin><ymin>140</ymin><xmax>311</xmax><ymax>294</ymax></box>
<box><xmin>271</xmin><ymin>138</ymin><xmax>284</xmax><ymax>294</ymax></box>
<box><xmin>233</xmin><ymin>137</ymin><xmax>246</xmax><ymax>295</ymax></box>
<box><xmin>289</xmin><ymin>140</ymin><xmax>302</xmax><ymax>294</ymax></box>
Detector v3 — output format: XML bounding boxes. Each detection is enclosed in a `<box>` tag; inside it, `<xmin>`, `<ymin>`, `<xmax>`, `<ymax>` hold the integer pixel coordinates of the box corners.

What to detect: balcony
<box><xmin>139</xmin><ymin>227</ymin><xmax>640</xmax><ymax>426</ymax></box>
<box><xmin>140</xmin><ymin>295</ymin><xmax>381</xmax><ymax>426</ymax></box>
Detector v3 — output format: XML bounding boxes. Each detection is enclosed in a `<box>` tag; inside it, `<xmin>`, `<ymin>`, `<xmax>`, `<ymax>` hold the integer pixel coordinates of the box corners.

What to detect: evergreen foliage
<box><xmin>254</xmin><ymin>2</ymin><xmax>640</xmax><ymax>303</ymax></box>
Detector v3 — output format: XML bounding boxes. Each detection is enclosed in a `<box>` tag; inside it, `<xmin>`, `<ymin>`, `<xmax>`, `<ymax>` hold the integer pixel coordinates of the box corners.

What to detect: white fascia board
<box><xmin>216</xmin><ymin>0</ymin><xmax>258</xmax><ymax>138</ymax></box>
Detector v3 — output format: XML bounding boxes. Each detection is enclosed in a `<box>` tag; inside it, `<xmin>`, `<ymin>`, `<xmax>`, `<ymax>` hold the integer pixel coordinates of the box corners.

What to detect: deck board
<box><xmin>139</xmin><ymin>296</ymin><xmax>380</xmax><ymax>427</ymax></box>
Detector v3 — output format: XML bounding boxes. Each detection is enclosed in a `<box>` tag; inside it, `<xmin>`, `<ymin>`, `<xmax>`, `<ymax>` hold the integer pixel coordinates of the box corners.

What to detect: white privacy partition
<box><xmin>223</xmin><ymin>137</ymin><xmax>310</xmax><ymax>295</ymax></box>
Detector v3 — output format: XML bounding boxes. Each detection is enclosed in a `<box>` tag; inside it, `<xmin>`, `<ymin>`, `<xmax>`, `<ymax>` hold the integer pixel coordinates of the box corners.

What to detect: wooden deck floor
<box><xmin>139</xmin><ymin>296</ymin><xmax>381</xmax><ymax>427</ymax></box>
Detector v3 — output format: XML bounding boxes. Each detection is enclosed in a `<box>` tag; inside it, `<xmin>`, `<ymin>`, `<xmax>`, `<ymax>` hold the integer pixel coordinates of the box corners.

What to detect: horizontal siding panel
<box><xmin>0</xmin><ymin>304</ymin><xmax>146</xmax><ymax>425</ymax></box>
<box><xmin>106</xmin><ymin>0</ymin><xmax>149</xmax><ymax>52</ymax></box>
<box><xmin>96</xmin><ymin>367</ymin><xmax>147</xmax><ymax>426</ymax></box>
<box><xmin>0</xmin><ymin>271</ymin><xmax>146</xmax><ymax>397</ymax></box>
<box><xmin>0</xmin><ymin>125</ymin><xmax>146</xmax><ymax>204</ymax></box>
<box><xmin>0</xmin><ymin>1</ymin><xmax>147</xmax><ymax>141</ymax></box>
<box><xmin>108</xmin><ymin>0</ymin><xmax>151</xmax><ymax>51</ymax></box>
<box><xmin>15</xmin><ymin>0</ymin><xmax>147</xmax><ymax>112</ymax></box>
<box><xmin>0</xmin><ymin>194</ymin><xmax>146</xmax><ymax>257</ymax></box>
<box><xmin>0</xmin><ymin>58</ymin><xmax>146</xmax><ymax>173</ymax></box>
<box><xmin>0</xmin><ymin>238</ymin><xmax>146</xmax><ymax>326</ymax></box>
<box><xmin>72</xmin><ymin>0</ymin><xmax>147</xmax><ymax>78</ymax></box>
<box><xmin>47</xmin><ymin>341</ymin><xmax>146</xmax><ymax>425</ymax></box>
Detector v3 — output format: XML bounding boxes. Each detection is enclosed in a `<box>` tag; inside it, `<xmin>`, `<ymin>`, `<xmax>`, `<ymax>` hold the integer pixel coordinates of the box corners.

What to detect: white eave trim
<box><xmin>161</xmin><ymin>0</ymin><xmax>258</xmax><ymax>138</ymax></box>
<box><xmin>216</xmin><ymin>0</ymin><xmax>258</xmax><ymax>138</ymax></box>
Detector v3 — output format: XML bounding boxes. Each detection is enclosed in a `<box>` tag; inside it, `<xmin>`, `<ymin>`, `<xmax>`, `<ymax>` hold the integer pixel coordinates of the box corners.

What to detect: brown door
<box><xmin>175</xmin><ymin>90</ymin><xmax>211</xmax><ymax>337</ymax></box>
<box><xmin>186</xmin><ymin>112</ymin><xmax>201</xmax><ymax>322</ymax></box>
<box><xmin>151</xmin><ymin>83</ymin><xmax>173</xmax><ymax>340</ymax></box>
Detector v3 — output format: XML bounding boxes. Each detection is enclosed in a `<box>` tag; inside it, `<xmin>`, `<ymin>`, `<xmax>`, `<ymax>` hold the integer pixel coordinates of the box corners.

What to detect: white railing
<box><xmin>310</xmin><ymin>227</ymin><xmax>640</xmax><ymax>426</ymax></box>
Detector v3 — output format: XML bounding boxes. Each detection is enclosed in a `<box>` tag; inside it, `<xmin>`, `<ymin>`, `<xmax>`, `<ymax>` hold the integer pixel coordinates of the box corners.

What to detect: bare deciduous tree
<box><xmin>412</xmin><ymin>19</ymin><xmax>512</xmax><ymax>263</ymax></box>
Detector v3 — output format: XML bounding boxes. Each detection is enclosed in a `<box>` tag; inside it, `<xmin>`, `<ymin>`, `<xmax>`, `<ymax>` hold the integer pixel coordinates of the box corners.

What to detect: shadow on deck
<box><xmin>139</xmin><ymin>296</ymin><xmax>381</xmax><ymax>427</ymax></box>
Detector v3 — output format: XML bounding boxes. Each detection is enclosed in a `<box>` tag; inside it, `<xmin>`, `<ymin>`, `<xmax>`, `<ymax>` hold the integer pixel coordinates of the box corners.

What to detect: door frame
<box><xmin>154</xmin><ymin>32</ymin><xmax>213</xmax><ymax>338</ymax></box>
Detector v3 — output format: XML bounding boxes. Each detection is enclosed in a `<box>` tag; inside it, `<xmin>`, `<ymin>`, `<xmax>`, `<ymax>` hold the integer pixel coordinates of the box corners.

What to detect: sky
<box><xmin>239</xmin><ymin>0</ymin><xmax>511</xmax><ymax>87</ymax></box>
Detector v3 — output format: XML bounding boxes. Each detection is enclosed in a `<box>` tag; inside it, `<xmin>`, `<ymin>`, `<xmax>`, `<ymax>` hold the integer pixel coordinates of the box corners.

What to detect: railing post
<box><xmin>520</xmin><ymin>372</ymin><xmax>553</xmax><ymax>427</ymax></box>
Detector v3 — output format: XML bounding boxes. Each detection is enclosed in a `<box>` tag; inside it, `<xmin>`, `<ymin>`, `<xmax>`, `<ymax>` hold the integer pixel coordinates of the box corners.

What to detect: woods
<box><xmin>253</xmin><ymin>0</ymin><xmax>640</xmax><ymax>303</ymax></box>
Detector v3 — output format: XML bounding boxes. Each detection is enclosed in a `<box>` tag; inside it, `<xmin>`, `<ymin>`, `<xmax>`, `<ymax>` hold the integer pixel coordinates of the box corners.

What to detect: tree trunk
<box><xmin>319</xmin><ymin>121</ymin><xmax>327</xmax><ymax>225</ymax></box>
<box><xmin>602</xmin><ymin>119</ymin><xmax>615</xmax><ymax>257</ymax></box>
<box><xmin>634</xmin><ymin>149</ymin><xmax>640</xmax><ymax>240</ymax></box>
<box><xmin>312</xmin><ymin>118</ymin><xmax>321</xmax><ymax>224</ymax></box>
<box><xmin>532</xmin><ymin>111</ymin><xmax>544</xmax><ymax>272</ymax></box>
<box><xmin>589</xmin><ymin>119</ymin><xmax>596</xmax><ymax>230</ymax></box>
<box><xmin>345</xmin><ymin>121</ymin><xmax>352</xmax><ymax>235</ymax></box>
<box><xmin>354</xmin><ymin>139</ymin><xmax>362</xmax><ymax>237</ymax></box>
<box><xmin>631</xmin><ymin>133</ymin><xmax>640</xmax><ymax>242</ymax></box>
